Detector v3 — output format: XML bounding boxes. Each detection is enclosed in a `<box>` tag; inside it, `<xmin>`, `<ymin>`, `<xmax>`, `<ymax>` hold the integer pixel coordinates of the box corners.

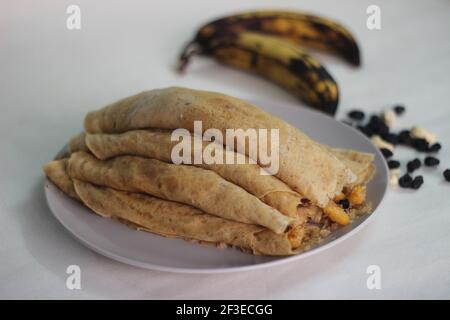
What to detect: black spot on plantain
<box><xmin>245</xmin><ymin>19</ymin><xmax>263</xmax><ymax>31</ymax></box>
<box><xmin>308</xmin><ymin>20</ymin><xmax>329</xmax><ymax>32</ymax></box>
<box><xmin>289</xmin><ymin>58</ymin><xmax>309</xmax><ymax>74</ymax></box>
<box><xmin>250</xmin><ymin>52</ymin><xmax>258</xmax><ymax>68</ymax></box>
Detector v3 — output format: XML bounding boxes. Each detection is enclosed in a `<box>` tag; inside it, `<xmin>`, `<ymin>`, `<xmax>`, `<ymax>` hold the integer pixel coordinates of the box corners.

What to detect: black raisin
<box><xmin>411</xmin><ymin>138</ymin><xmax>429</xmax><ymax>152</ymax></box>
<box><xmin>367</xmin><ymin>115</ymin><xmax>383</xmax><ymax>131</ymax></box>
<box><xmin>381</xmin><ymin>132</ymin><xmax>398</xmax><ymax>145</ymax></box>
<box><xmin>424</xmin><ymin>156</ymin><xmax>440</xmax><ymax>167</ymax></box>
<box><xmin>357</xmin><ymin>125</ymin><xmax>373</xmax><ymax>137</ymax></box>
<box><xmin>410</xmin><ymin>176</ymin><xmax>424</xmax><ymax>190</ymax></box>
<box><xmin>443</xmin><ymin>169</ymin><xmax>450</xmax><ymax>182</ymax></box>
<box><xmin>375</xmin><ymin>123</ymin><xmax>390</xmax><ymax>136</ymax></box>
<box><xmin>397</xmin><ymin>130</ymin><xmax>412</xmax><ymax>145</ymax></box>
<box><xmin>388</xmin><ymin>160</ymin><xmax>400</xmax><ymax>169</ymax></box>
<box><xmin>393</xmin><ymin>105</ymin><xmax>406</xmax><ymax>115</ymax></box>
<box><xmin>398</xmin><ymin>173</ymin><xmax>413</xmax><ymax>188</ymax></box>
<box><xmin>339</xmin><ymin>199</ymin><xmax>350</xmax><ymax>209</ymax></box>
<box><xmin>407</xmin><ymin>158</ymin><xmax>421</xmax><ymax>173</ymax></box>
<box><xmin>369</xmin><ymin>115</ymin><xmax>381</xmax><ymax>125</ymax></box>
<box><xmin>427</xmin><ymin>143</ymin><xmax>441</xmax><ymax>153</ymax></box>
<box><xmin>348</xmin><ymin>110</ymin><xmax>365</xmax><ymax>121</ymax></box>
<box><xmin>380</xmin><ymin>148</ymin><xmax>393</xmax><ymax>159</ymax></box>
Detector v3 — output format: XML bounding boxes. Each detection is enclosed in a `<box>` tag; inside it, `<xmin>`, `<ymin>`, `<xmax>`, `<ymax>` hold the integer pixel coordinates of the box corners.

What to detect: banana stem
<box><xmin>177</xmin><ymin>41</ymin><xmax>201</xmax><ymax>73</ymax></box>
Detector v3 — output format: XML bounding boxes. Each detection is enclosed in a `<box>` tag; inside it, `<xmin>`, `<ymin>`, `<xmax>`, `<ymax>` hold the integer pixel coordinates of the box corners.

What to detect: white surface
<box><xmin>1</xmin><ymin>0</ymin><xmax>450</xmax><ymax>299</ymax></box>
<box><xmin>44</xmin><ymin>101</ymin><xmax>388</xmax><ymax>273</ymax></box>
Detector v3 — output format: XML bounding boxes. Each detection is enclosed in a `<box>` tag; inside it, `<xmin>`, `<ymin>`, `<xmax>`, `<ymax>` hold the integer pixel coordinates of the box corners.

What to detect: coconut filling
<box><xmin>286</xmin><ymin>184</ymin><xmax>368</xmax><ymax>250</ymax></box>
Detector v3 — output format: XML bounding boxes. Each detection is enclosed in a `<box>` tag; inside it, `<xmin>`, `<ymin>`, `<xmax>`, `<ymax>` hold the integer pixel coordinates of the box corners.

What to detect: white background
<box><xmin>1</xmin><ymin>0</ymin><xmax>450</xmax><ymax>299</ymax></box>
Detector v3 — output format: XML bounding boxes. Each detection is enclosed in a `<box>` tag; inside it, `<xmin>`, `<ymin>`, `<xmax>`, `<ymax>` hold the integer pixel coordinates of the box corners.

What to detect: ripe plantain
<box><xmin>179</xmin><ymin>10</ymin><xmax>360</xmax><ymax>68</ymax></box>
<box><xmin>180</xmin><ymin>31</ymin><xmax>339</xmax><ymax>115</ymax></box>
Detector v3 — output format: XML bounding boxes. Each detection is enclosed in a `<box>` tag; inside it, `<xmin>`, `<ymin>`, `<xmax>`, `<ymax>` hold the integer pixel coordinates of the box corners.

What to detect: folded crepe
<box><xmin>59</xmin><ymin>131</ymin><xmax>374</xmax><ymax>219</ymax></box>
<box><xmin>84</xmin><ymin>87</ymin><xmax>356</xmax><ymax>207</ymax></box>
<box><xmin>328</xmin><ymin>147</ymin><xmax>375</xmax><ymax>187</ymax></box>
<box><xmin>43</xmin><ymin>159</ymin><xmax>79</xmax><ymax>200</ymax></box>
<box><xmin>45</xmin><ymin>158</ymin><xmax>302</xmax><ymax>255</ymax></box>
<box><xmin>82</xmin><ymin>129</ymin><xmax>302</xmax><ymax>218</ymax></box>
<box><xmin>54</xmin><ymin>132</ymin><xmax>89</xmax><ymax>160</ymax></box>
<box><xmin>75</xmin><ymin>180</ymin><xmax>305</xmax><ymax>255</ymax></box>
<box><xmin>67</xmin><ymin>151</ymin><xmax>294</xmax><ymax>234</ymax></box>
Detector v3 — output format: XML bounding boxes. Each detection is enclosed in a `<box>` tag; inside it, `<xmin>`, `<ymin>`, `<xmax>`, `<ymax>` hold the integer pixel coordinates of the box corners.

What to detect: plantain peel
<box><xmin>178</xmin><ymin>11</ymin><xmax>360</xmax><ymax>115</ymax></box>
<box><xmin>181</xmin><ymin>10</ymin><xmax>360</xmax><ymax>67</ymax></box>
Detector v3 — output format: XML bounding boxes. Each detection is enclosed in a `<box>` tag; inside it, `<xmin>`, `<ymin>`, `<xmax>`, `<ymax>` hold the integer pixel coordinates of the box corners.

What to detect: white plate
<box><xmin>45</xmin><ymin>100</ymin><xmax>388</xmax><ymax>273</ymax></box>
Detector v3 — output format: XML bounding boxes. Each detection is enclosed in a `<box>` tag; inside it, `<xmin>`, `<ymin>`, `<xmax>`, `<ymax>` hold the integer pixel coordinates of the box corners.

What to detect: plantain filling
<box><xmin>289</xmin><ymin>185</ymin><xmax>369</xmax><ymax>250</ymax></box>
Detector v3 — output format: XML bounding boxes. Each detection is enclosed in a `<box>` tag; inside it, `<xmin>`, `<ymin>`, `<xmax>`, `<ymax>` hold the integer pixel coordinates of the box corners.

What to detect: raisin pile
<box><xmin>344</xmin><ymin>106</ymin><xmax>448</xmax><ymax>190</ymax></box>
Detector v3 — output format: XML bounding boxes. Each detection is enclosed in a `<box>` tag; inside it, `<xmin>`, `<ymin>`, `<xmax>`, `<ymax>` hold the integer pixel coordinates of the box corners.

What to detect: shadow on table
<box><xmin>15</xmin><ymin>178</ymin><xmax>371</xmax><ymax>299</ymax></box>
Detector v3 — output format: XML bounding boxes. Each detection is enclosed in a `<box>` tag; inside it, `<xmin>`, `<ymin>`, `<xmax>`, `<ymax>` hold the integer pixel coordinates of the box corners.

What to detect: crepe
<box><xmin>45</xmin><ymin>158</ymin><xmax>301</xmax><ymax>255</ymax></box>
<box><xmin>54</xmin><ymin>132</ymin><xmax>89</xmax><ymax>160</ymax></box>
<box><xmin>83</xmin><ymin>129</ymin><xmax>302</xmax><ymax>218</ymax></box>
<box><xmin>73</xmin><ymin>179</ymin><xmax>301</xmax><ymax>255</ymax></box>
<box><xmin>43</xmin><ymin>159</ymin><xmax>79</xmax><ymax>200</ymax></box>
<box><xmin>59</xmin><ymin>131</ymin><xmax>375</xmax><ymax>218</ymax></box>
<box><xmin>327</xmin><ymin>147</ymin><xmax>375</xmax><ymax>187</ymax></box>
<box><xmin>67</xmin><ymin>151</ymin><xmax>294</xmax><ymax>234</ymax></box>
<box><xmin>84</xmin><ymin>87</ymin><xmax>356</xmax><ymax>207</ymax></box>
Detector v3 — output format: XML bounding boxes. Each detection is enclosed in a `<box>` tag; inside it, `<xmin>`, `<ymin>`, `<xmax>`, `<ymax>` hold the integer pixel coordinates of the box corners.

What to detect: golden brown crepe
<box><xmin>67</xmin><ymin>151</ymin><xmax>294</xmax><ymax>234</ymax></box>
<box><xmin>73</xmin><ymin>179</ymin><xmax>300</xmax><ymax>255</ymax></box>
<box><xmin>54</xmin><ymin>132</ymin><xmax>89</xmax><ymax>160</ymax></box>
<box><xmin>43</xmin><ymin>159</ymin><xmax>79</xmax><ymax>200</ymax></box>
<box><xmin>44</xmin><ymin>145</ymin><xmax>374</xmax><ymax>256</ymax></box>
<box><xmin>57</xmin><ymin>131</ymin><xmax>374</xmax><ymax>219</ymax></box>
<box><xmin>84</xmin><ymin>87</ymin><xmax>356</xmax><ymax>207</ymax></box>
<box><xmin>45</xmin><ymin>158</ymin><xmax>301</xmax><ymax>255</ymax></box>
<box><xmin>68</xmin><ymin>132</ymin><xmax>89</xmax><ymax>154</ymax></box>
<box><xmin>327</xmin><ymin>147</ymin><xmax>375</xmax><ymax>187</ymax></box>
<box><xmin>83</xmin><ymin>129</ymin><xmax>302</xmax><ymax>218</ymax></box>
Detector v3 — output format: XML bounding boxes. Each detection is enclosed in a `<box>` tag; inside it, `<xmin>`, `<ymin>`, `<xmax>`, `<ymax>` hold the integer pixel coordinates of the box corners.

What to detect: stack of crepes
<box><xmin>43</xmin><ymin>87</ymin><xmax>375</xmax><ymax>256</ymax></box>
